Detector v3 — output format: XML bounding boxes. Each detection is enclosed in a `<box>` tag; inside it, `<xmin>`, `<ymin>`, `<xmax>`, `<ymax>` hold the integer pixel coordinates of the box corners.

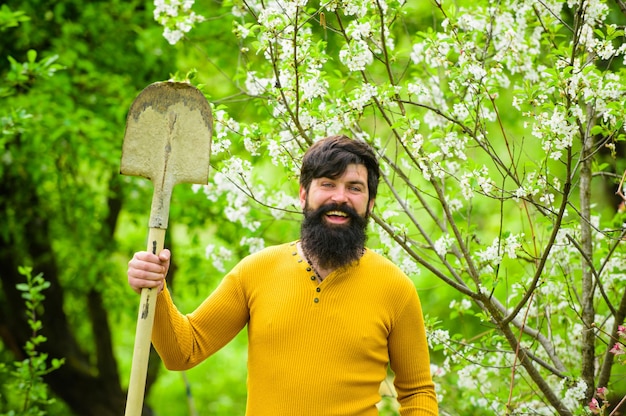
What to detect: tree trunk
<box><xmin>579</xmin><ymin>125</ymin><xmax>595</xmax><ymax>400</ymax></box>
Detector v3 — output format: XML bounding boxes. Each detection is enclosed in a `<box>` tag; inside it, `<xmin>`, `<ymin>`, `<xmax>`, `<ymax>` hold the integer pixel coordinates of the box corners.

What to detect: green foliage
<box><xmin>0</xmin><ymin>1</ymin><xmax>183</xmax><ymax>414</ymax></box>
<box><xmin>0</xmin><ymin>4</ymin><xmax>29</xmax><ymax>32</ymax></box>
<box><xmin>3</xmin><ymin>50</ymin><xmax>63</xmax><ymax>95</ymax></box>
<box><xmin>0</xmin><ymin>267</ymin><xmax>64</xmax><ymax>416</ymax></box>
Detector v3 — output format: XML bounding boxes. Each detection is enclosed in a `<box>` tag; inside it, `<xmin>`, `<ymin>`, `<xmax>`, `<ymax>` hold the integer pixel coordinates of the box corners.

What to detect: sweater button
<box><xmin>310</xmin><ymin>276</ymin><xmax>316</xmax><ymax>280</ymax></box>
<box><xmin>314</xmin><ymin>298</ymin><xmax>319</xmax><ymax>303</ymax></box>
<box><xmin>316</xmin><ymin>287</ymin><xmax>321</xmax><ymax>292</ymax></box>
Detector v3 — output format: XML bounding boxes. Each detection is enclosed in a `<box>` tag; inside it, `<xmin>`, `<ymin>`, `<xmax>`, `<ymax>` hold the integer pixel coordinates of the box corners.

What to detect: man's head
<box><xmin>299</xmin><ymin>135</ymin><xmax>380</xmax><ymax>208</ymax></box>
<box><xmin>298</xmin><ymin>135</ymin><xmax>380</xmax><ymax>270</ymax></box>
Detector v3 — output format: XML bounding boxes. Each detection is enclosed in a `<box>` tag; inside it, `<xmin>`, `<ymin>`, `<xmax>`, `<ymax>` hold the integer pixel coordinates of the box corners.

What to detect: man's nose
<box><xmin>330</xmin><ymin>187</ymin><xmax>349</xmax><ymax>203</ymax></box>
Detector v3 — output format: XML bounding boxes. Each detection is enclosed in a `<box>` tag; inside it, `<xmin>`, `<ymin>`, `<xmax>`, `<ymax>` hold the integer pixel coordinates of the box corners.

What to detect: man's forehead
<box><xmin>318</xmin><ymin>163</ymin><xmax>367</xmax><ymax>177</ymax></box>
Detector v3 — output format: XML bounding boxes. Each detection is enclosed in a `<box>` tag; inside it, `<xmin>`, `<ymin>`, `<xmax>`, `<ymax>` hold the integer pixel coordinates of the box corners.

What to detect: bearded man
<box><xmin>127</xmin><ymin>135</ymin><xmax>439</xmax><ymax>415</ymax></box>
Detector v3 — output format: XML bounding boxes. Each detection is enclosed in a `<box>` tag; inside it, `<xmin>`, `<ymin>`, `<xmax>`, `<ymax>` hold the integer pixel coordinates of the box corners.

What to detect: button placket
<box><xmin>292</xmin><ymin>243</ymin><xmax>323</xmax><ymax>303</ymax></box>
<box><xmin>313</xmin><ymin>284</ymin><xmax>322</xmax><ymax>303</ymax></box>
<box><xmin>305</xmin><ymin>266</ymin><xmax>316</xmax><ymax>282</ymax></box>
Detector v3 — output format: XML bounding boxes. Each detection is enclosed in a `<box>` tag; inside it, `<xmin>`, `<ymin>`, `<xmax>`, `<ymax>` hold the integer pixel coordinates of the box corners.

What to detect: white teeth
<box><xmin>327</xmin><ymin>210</ymin><xmax>348</xmax><ymax>217</ymax></box>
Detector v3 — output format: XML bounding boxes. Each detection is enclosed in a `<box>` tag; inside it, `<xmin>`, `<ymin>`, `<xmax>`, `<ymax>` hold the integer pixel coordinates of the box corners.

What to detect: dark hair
<box><xmin>299</xmin><ymin>135</ymin><xmax>380</xmax><ymax>202</ymax></box>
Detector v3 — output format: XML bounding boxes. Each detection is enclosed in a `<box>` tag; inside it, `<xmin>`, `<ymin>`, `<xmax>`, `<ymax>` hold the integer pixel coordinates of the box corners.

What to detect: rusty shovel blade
<box><xmin>121</xmin><ymin>81</ymin><xmax>212</xmax><ymax>416</ymax></box>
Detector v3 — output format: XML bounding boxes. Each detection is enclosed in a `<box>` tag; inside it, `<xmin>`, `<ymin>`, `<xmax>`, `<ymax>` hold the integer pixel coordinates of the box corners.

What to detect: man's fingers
<box><xmin>127</xmin><ymin>250</ymin><xmax>169</xmax><ymax>294</ymax></box>
<box><xmin>158</xmin><ymin>248</ymin><xmax>171</xmax><ymax>262</ymax></box>
<box><xmin>128</xmin><ymin>276</ymin><xmax>163</xmax><ymax>294</ymax></box>
<box><xmin>129</xmin><ymin>252</ymin><xmax>165</xmax><ymax>274</ymax></box>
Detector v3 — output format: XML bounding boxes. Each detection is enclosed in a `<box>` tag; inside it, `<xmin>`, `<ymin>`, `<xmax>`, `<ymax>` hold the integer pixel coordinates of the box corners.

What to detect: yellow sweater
<box><xmin>153</xmin><ymin>242</ymin><xmax>438</xmax><ymax>415</ymax></box>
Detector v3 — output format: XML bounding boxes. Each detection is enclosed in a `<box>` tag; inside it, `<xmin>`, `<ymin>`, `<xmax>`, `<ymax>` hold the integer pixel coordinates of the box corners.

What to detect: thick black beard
<box><xmin>300</xmin><ymin>202</ymin><xmax>368</xmax><ymax>271</ymax></box>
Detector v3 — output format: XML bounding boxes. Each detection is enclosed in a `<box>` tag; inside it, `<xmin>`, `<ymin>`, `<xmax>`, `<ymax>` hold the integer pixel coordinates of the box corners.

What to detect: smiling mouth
<box><xmin>326</xmin><ymin>210</ymin><xmax>348</xmax><ymax>217</ymax></box>
<box><xmin>325</xmin><ymin>210</ymin><xmax>351</xmax><ymax>224</ymax></box>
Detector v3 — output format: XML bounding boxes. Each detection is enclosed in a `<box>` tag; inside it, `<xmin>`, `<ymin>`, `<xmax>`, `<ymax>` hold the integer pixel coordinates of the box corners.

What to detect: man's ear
<box><xmin>299</xmin><ymin>185</ymin><xmax>307</xmax><ymax>210</ymax></box>
<box><xmin>368</xmin><ymin>198</ymin><xmax>375</xmax><ymax>214</ymax></box>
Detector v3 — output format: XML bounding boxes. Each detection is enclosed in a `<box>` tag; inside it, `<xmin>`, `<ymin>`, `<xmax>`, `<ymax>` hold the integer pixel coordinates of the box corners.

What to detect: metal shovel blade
<box><xmin>121</xmin><ymin>81</ymin><xmax>212</xmax><ymax>416</ymax></box>
<box><xmin>121</xmin><ymin>81</ymin><xmax>213</xmax><ymax>229</ymax></box>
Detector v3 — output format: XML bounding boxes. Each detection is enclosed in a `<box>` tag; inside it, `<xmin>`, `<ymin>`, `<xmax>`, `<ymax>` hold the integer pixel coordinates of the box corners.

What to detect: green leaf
<box><xmin>27</xmin><ymin>49</ymin><xmax>37</xmax><ymax>63</ymax></box>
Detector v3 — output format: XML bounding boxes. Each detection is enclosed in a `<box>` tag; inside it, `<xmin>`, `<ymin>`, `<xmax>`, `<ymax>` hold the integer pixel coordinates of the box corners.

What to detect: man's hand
<box><xmin>127</xmin><ymin>249</ymin><xmax>170</xmax><ymax>294</ymax></box>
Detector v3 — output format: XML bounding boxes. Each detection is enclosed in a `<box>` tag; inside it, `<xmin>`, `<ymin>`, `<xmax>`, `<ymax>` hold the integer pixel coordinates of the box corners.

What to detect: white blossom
<box><xmin>504</xmin><ymin>233</ymin><xmax>523</xmax><ymax>259</ymax></box>
<box><xmin>476</xmin><ymin>238</ymin><xmax>503</xmax><ymax>265</ymax></box>
<box><xmin>240</xmin><ymin>237</ymin><xmax>265</xmax><ymax>254</ymax></box>
<box><xmin>205</xmin><ymin>244</ymin><xmax>234</xmax><ymax>272</ymax></box>
<box><xmin>153</xmin><ymin>0</ymin><xmax>205</xmax><ymax>45</ymax></box>
<box><xmin>560</xmin><ymin>378</ymin><xmax>588</xmax><ymax>410</ymax></box>
<box><xmin>339</xmin><ymin>38</ymin><xmax>373</xmax><ymax>71</ymax></box>
<box><xmin>434</xmin><ymin>234</ymin><xmax>454</xmax><ymax>257</ymax></box>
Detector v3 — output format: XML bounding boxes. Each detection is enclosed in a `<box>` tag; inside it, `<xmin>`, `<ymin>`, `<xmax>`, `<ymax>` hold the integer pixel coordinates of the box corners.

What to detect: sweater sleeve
<box><xmin>151</xmin><ymin>268</ymin><xmax>250</xmax><ymax>371</ymax></box>
<box><xmin>388</xmin><ymin>286</ymin><xmax>439</xmax><ymax>416</ymax></box>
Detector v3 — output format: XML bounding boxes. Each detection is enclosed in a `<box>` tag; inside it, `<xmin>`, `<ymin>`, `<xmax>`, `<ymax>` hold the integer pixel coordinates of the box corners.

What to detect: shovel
<box><xmin>121</xmin><ymin>81</ymin><xmax>212</xmax><ymax>416</ymax></box>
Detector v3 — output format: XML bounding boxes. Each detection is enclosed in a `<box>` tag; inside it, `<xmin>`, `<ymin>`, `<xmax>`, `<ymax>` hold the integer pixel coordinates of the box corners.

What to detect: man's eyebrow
<box><xmin>347</xmin><ymin>179</ymin><xmax>367</xmax><ymax>187</ymax></box>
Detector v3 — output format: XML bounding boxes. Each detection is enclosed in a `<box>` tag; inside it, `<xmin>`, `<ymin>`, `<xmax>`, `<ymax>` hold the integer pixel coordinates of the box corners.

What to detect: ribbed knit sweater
<box><xmin>153</xmin><ymin>241</ymin><xmax>438</xmax><ymax>415</ymax></box>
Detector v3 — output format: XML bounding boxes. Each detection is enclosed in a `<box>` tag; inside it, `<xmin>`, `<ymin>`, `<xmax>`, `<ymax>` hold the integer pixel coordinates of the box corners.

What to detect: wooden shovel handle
<box><xmin>125</xmin><ymin>227</ymin><xmax>166</xmax><ymax>416</ymax></box>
